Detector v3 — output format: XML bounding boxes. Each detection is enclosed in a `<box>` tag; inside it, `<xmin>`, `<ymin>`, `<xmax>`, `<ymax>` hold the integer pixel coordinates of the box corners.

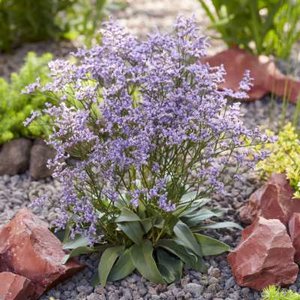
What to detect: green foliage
<box><xmin>198</xmin><ymin>0</ymin><xmax>300</xmax><ymax>59</ymax></box>
<box><xmin>262</xmin><ymin>285</ymin><xmax>300</xmax><ymax>300</ymax></box>
<box><xmin>0</xmin><ymin>0</ymin><xmax>107</xmax><ymax>52</ymax></box>
<box><xmin>0</xmin><ymin>52</ymin><xmax>52</xmax><ymax>144</ymax></box>
<box><xmin>61</xmin><ymin>0</ymin><xmax>107</xmax><ymax>47</ymax></box>
<box><xmin>63</xmin><ymin>196</ymin><xmax>233</xmax><ymax>286</ymax></box>
<box><xmin>256</xmin><ymin>123</ymin><xmax>300</xmax><ymax>197</ymax></box>
<box><xmin>0</xmin><ymin>0</ymin><xmax>73</xmax><ymax>52</ymax></box>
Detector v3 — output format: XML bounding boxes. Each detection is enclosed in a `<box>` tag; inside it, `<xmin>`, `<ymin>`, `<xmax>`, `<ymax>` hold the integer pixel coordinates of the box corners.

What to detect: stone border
<box><xmin>0</xmin><ymin>138</ymin><xmax>55</xmax><ymax>180</ymax></box>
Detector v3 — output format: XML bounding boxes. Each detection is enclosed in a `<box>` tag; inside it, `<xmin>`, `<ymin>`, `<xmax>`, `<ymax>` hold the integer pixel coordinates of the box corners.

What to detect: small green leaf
<box><xmin>130</xmin><ymin>240</ymin><xmax>165</xmax><ymax>283</ymax></box>
<box><xmin>63</xmin><ymin>236</ymin><xmax>90</xmax><ymax>250</ymax></box>
<box><xmin>182</xmin><ymin>208</ymin><xmax>223</xmax><ymax>227</ymax></box>
<box><xmin>193</xmin><ymin>221</ymin><xmax>243</xmax><ymax>231</ymax></box>
<box><xmin>116</xmin><ymin>207</ymin><xmax>141</xmax><ymax>222</ymax></box>
<box><xmin>98</xmin><ymin>246</ymin><xmax>124</xmax><ymax>286</ymax></box>
<box><xmin>194</xmin><ymin>233</ymin><xmax>230</xmax><ymax>256</ymax></box>
<box><xmin>118</xmin><ymin>221</ymin><xmax>144</xmax><ymax>245</ymax></box>
<box><xmin>156</xmin><ymin>239</ymin><xmax>198</xmax><ymax>267</ymax></box>
<box><xmin>156</xmin><ymin>248</ymin><xmax>183</xmax><ymax>283</ymax></box>
<box><xmin>140</xmin><ymin>217</ymin><xmax>153</xmax><ymax>233</ymax></box>
<box><xmin>108</xmin><ymin>248</ymin><xmax>135</xmax><ymax>281</ymax></box>
<box><xmin>62</xmin><ymin>246</ymin><xmax>95</xmax><ymax>264</ymax></box>
<box><xmin>173</xmin><ymin>221</ymin><xmax>201</xmax><ymax>255</ymax></box>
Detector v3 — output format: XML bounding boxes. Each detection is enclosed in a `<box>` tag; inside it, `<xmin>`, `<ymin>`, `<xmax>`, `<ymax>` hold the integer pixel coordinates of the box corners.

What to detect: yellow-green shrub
<box><xmin>0</xmin><ymin>52</ymin><xmax>52</xmax><ymax>144</ymax></box>
<box><xmin>257</xmin><ymin>123</ymin><xmax>300</xmax><ymax>198</ymax></box>
<box><xmin>262</xmin><ymin>285</ymin><xmax>300</xmax><ymax>300</ymax></box>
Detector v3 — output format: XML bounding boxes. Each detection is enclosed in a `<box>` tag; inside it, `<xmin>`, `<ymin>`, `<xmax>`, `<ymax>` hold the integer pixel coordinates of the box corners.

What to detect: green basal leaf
<box><xmin>173</xmin><ymin>221</ymin><xmax>201</xmax><ymax>256</ymax></box>
<box><xmin>176</xmin><ymin>198</ymin><xmax>211</xmax><ymax>217</ymax></box>
<box><xmin>62</xmin><ymin>246</ymin><xmax>96</xmax><ymax>264</ymax></box>
<box><xmin>108</xmin><ymin>248</ymin><xmax>135</xmax><ymax>281</ymax></box>
<box><xmin>180</xmin><ymin>191</ymin><xmax>197</xmax><ymax>203</ymax></box>
<box><xmin>63</xmin><ymin>235</ymin><xmax>90</xmax><ymax>250</ymax></box>
<box><xmin>182</xmin><ymin>208</ymin><xmax>223</xmax><ymax>227</ymax></box>
<box><xmin>118</xmin><ymin>221</ymin><xmax>144</xmax><ymax>245</ymax></box>
<box><xmin>192</xmin><ymin>221</ymin><xmax>243</xmax><ymax>231</ymax></box>
<box><xmin>194</xmin><ymin>233</ymin><xmax>230</xmax><ymax>256</ymax></box>
<box><xmin>140</xmin><ymin>217</ymin><xmax>153</xmax><ymax>234</ymax></box>
<box><xmin>115</xmin><ymin>207</ymin><xmax>141</xmax><ymax>222</ymax></box>
<box><xmin>130</xmin><ymin>240</ymin><xmax>165</xmax><ymax>284</ymax></box>
<box><xmin>156</xmin><ymin>248</ymin><xmax>183</xmax><ymax>283</ymax></box>
<box><xmin>156</xmin><ymin>239</ymin><xmax>198</xmax><ymax>267</ymax></box>
<box><xmin>98</xmin><ymin>245</ymin><xmax>124</xmax><ymax>286</ymax></box>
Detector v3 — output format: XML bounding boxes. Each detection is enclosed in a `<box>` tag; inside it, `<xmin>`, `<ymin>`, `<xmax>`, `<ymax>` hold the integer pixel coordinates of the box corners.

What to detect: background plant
<box><xmin>262</xmin><ymin>285</ymin><xmax>300</xmax><ymax>300</ymax></box>
<box><xmin>198</xmin><ymin>0</ymin><xmax>300</xmax><ymax>59</ymax></box>
<box><xmin>0</xmin><ymin>0</ymin><xmax>108</xmax><ymax>52</ymax></box>
<box><xmin>59</xmin><ymin>0</ymin><xmax>107</xmax><ymax>48</ymax></box>
<box><xmin>0</xmin><ymin>52</ymin><xmax>52</xmax><ymax>144</ymax></box>
<box><xmin>0</xmin><ymin>0</ymin><xmax>74</xmax><ymax>52</ymax></box>
<box><xmin>256</xmin><ymin>123</ymin><xmax>300</xmax><ymax>198</ymax></box>
<box><xmin>29</xmin><ymin>17</ymin><xmax>269</xmax><ymax>285</ymax></box>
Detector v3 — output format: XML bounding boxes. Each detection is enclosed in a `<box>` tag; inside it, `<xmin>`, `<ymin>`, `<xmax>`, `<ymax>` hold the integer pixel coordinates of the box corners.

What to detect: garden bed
<box><xmin>0</xmin><ymin>98</ymin><xmax>295</xmax><ymax>300</ymax></box>
<box><xmin>1</xmin><ymin>1</ymin><xmax>300</xmax><ymax>300</ymax></box>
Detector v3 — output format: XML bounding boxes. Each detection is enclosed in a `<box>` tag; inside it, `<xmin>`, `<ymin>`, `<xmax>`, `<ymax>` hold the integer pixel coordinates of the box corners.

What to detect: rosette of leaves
<box><xmin>0</xmin><ymin>52</ymin><xmax>52</xmax><ymax>144</ymax></box>
<box><xmin>62</xmin><ymin>194</ymin><xmax>239</xmax><ymax>285</ymax></box>
<box><xmin>28</xmin><ymin>17</ymin><xmax>268</xmax><ymax>285</ymax></box>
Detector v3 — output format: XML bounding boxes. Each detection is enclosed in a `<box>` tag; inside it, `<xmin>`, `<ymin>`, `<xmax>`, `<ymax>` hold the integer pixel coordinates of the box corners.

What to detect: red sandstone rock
<box><xmin>203</xmin><ymin>48</ymin><xmax>300</xmax><ymax>102</ymax></box>
<box><xmin>0</xmin><ymin>209</ymin><xmax>84</xmax><ymax>298</ymax></box>
<box><xmin>289</xmin><ymin>213</ymin><xmax>300</xmax><ymax>263</ymax></box>
<box><xmin>228</xmin><ymin>217</ymin><xmax>298</xmax><ymax>290</ymax></box>
<box><xmin>0</xmin><ymin>272</ymin><xmax>34</xmax><ymax>300</ymax></box>
<box><xmin>239</xmin><ymin>173</ymin><xmax>300</xmax><ymax>225</ymax></box>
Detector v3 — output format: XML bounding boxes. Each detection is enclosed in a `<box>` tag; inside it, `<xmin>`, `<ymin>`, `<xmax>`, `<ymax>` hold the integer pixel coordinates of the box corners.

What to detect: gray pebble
<box><xmin>184</xmin><ymin>283</ymin><xmax>203</xmax><ymax>297</ymax></box>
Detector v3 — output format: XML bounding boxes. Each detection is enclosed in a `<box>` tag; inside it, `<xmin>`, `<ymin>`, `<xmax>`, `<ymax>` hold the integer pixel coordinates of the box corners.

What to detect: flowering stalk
<box><xmin>27</xmin><ymin>17</ymin><xmax>270</xmax><ymax>284</ymax></box>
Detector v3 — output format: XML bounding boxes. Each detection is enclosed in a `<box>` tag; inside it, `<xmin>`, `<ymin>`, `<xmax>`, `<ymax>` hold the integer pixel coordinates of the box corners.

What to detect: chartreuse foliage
<box><xmin>256</xmin><ymin>123</ymin><xmax>300</xmax><ymax>198</ymax></box>
<box><xmin>0</xmin><ymin>52</ymin><xmax>52</xmax><ymax>144</ymax></box>
<box><xmin>28</xmin><ymin>18</ymin><xmax>268</xmax><ymax>285</ymax></box>
<box><xmin>262</xmin><ymin>286</ymin><xmax>300</xmax><ymax>300</ymax></box>
<box><xmin>198</xmin><ymin>0</ymin><xmax>300</xmax><ymax>59</ymax></box>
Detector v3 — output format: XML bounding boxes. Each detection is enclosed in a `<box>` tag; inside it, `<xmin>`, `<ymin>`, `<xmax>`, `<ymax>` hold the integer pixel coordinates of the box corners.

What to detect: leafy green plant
<box><xmin>61</xmin><ymin>0</ymin><xmax>107</xmax><ymax>47</ymax></box>
<box><xmin>198</xmin><ymin>0</ymin><xmax>300</xmax><ymax>59</ymax></box>
<box><xmin>0</xmin><ymin>52</ymin><xmax>52</xmax><ymax>144</ymax></box>
<box><xmin>256</xmin><ymin>123</ymin><xmax>300</xmax><ymax>198</ymax></box>
<box><xmin>0</xmin><ymin>0</ymin><xmax>74</xmax><ymax>52</ymax></box>
<box><xmin>262</xmin><ymin>285</ymin><xmax>300</xmax><ymax>300</ymax></box>
<box><xmin>0</xmin><ymin>0</ymin><xmax>108</xmax><ymax>52</ymax></box>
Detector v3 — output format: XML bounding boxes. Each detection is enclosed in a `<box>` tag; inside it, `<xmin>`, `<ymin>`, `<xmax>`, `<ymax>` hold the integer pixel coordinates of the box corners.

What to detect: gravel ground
<box><xmin>1</xmin><ymin>0</ymin><xmax>300</xmax><ymax>299</ymax></box>
<box><xmin>0</xmin><ymin>99</ymin><xmax>296</xmax><ymax>300</ymax></box>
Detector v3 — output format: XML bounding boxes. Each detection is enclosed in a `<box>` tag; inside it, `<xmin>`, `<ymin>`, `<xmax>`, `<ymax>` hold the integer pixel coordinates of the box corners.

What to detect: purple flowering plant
<box><xmin>27</xmin><ymin>17</ymin><xmax>270</xmax><ymax>285</ymax></box>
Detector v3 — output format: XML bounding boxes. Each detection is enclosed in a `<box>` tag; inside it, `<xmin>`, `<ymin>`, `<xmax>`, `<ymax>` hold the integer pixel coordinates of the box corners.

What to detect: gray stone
<box><xmin>0</xmin><ymin>138</ymin><xmax>32</xmax><ymax>175</ymax></box>
<box><xmin>29</xmin><ymin>139</ymin><xmax>55</xmax><ymax>180</ymax></box>
<box><xmin>184</xmin><ymin>283</ymin><xmax>203</xmax><ymax>297</ymax></box>
<box><xmin>225</xmin><ymin>277</ymin><xmax>235</xmax><ymax>289</ymax></box>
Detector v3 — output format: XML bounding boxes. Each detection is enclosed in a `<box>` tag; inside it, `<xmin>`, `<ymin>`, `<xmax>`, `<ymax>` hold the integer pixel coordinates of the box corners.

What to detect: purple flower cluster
<box><xmin>28</xmin><ymin>17</ymin><xmax>269</xmax><ymax>242</ymax></box>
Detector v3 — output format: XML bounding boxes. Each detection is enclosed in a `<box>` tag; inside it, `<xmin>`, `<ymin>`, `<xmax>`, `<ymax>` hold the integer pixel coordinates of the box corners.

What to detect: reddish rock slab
<box><xmin>203</xmin><ymin>48</ymin><xmax>300</xmax><ymax>102</ymax></box>
<box><xmin>0</xmin><ymin>272</ymin><xmax>34</xmax><ymax>300</ymax></box>
<box><xmin>239</xmin><ymin>173</ymin><xmax>300</xmax><ymax>225</ymax></box>
<box><xmin>0</xmin><ymin>209</ymin><xmax>84</xmax><ymax>298</ymax></box>
<box><xmin>0</xmin><ymin>138</ymin><xmax>32</xmax><ymax>176</ymax></box>
<box><xmin>289</xmin><ymin>213</ymin><xmax>300</xmax><ymax>263</ymax></box>
<box><xmin>228</xmin><ymin>217</ymin><xmax>298</xmax><ymax>290</ymax></box>
<box><xmin>29</xmin><ymin>139</ymin><xmax>55</xmax><ymax>180</ymax></box>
